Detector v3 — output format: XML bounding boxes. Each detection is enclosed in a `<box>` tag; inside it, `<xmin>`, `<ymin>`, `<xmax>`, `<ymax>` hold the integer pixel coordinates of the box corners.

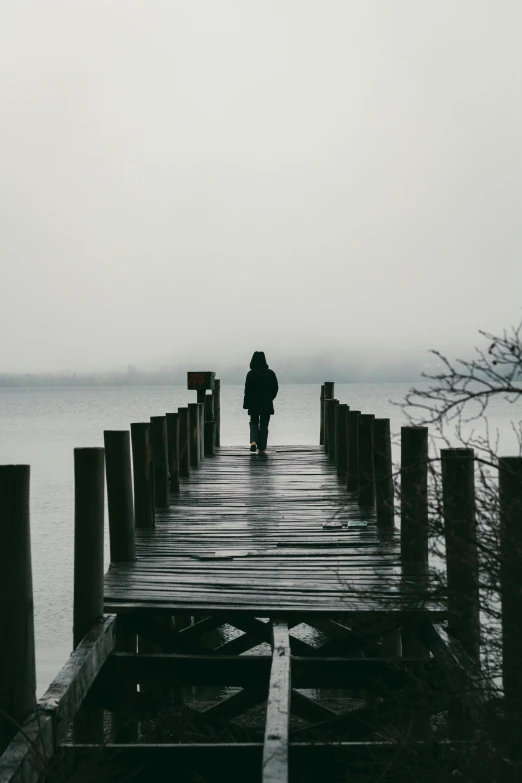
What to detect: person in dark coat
<box><xmin>243</xmin><ymin>351</ymin><xmax>279</xmax><ymax>453</ymax></box>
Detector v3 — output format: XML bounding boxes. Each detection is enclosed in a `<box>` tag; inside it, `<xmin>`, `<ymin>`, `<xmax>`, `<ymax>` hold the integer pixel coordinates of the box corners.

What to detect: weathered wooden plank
<box><xmin>263</xmin><ymin>620</ymin><xmax>291</xmax><ymax>783</ymax></box>
<box><xmin>0</xmin><ymin>616</ymin><xmax>117</xmax><ymax>783</ymax></box>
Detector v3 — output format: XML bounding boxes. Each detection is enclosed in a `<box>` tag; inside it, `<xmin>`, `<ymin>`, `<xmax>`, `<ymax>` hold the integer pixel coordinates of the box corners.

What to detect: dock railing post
<box><xmin>151</xmin><ymin>415</ymin><xmax>170</xmax><ymax>508</ymax></box>
<box><xmin>204</xmin><ymin>392</ymin><xmax>216</xmax><ymax>456</ymax></box>
<box><xmin>400</xmin><ymin>426</ymin><xmax>429</xmax><ymax>568</ymax></box>
<box><xmin>346</xmin><ymin>410</ymin><xmax>360</xmax><ymax>491</ymax></box>
<box><xmin>104</xmin><ymin>430</ymin><xmax>136</xmax><ymax>562</ymax></box>
<box><xmin>499</xmin><ymin>456</ymin><xmax>522</xmax><ymax>732</ymax></box>
<box><xmin>441</xmin><ymin>449</ymin><xmax>480</xmax><ymax>660</ymax></box>
<box><xmin>103</xmin><ymin>431</ymin><xmax>138</xmax><ymax>741</ymax></box>
<box><xmin>166</xmin><ymin>412</ymin><xmax>180</xmax><ymax>492</ymax></box>
<box><xmin>326</xmin><ymin>399</ymin><xmax>339</xmax><ymax>461</ymax></box>
<box><xmin>214</xmin><ymin>379</ymin><xmax>221</xmax><ymax>447</ymax></box>
<box><xmin>358</xmin><ymin>414</ymin><xmax>375</xmax><ymax>507</ymax></box>
<box><xmin>197</xmin><ymin>403</ymin><xmax>205</xmax><ymax>462</ymax></box>
<box><xmin>0</xmin><ymin>465</ymin><xmax>36</xmax><ymax>754</ymax></box>
<box><xmin>336</xmin><ymin>404</ymin><xmax>348</xmax><ymax>476</ymax></box>
<box><xmin>73</xmin><ymin>447</ymin><xmax>105</xmax><ymax>741</ymax></box>
<box><xmin>131</xmin><ymin>422</ymin><xmax>155</xmax><ymax>528</ymax></box>
<box><xmin>188</xmin><ymin>403</ymin><xmax>200</xmax><ymax>468</ymax></box>
<box><xmin>178</xmin><ymin>407</ymin><xmax>191</xmax><ymax>478</ymax></box>
<box><xmin>373</xmin><ymin>418</ymin><xmax>394</xmax><ymax>528</ymax></box>
<box><xmin>323</xmin><ymin>382</ymin><xmax>334</xmax><ymax>452</ymax></box>
<box><xmin>399</xmin><ymin>426</ymin><xmax>430</xmax><ymax>737</ymax></box>
<box><xmin>319</xmin><ymin>384</ymin><xmax>325</xmax><ymax>445</ymax></box>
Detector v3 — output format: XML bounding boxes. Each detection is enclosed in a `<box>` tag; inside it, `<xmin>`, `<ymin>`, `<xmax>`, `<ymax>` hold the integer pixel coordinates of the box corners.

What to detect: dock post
<box><xmin>166</xmin><ymin>412</ymin><xmax>180</xmax><ymax>492</ymax></box>
<box><xmin>373</xmin><ymin>418</ymin><xmax>394</xmax><ymax>528</ymax></box>
<box><xmin>323</xmin><ymin>382</ymin><xmax>334</xmax><ymax>452</ymax></box>
<box><xmin>204</xmin><ymin>393</ymin><xmax>216</xmax><ymax>456</ymax></box>
<box><xmin>441</xmin><ymin>449</ymin><xmax>480</xmax><ymax>660</ymax></box>
<box><xmin>188</xmin><ymin>403</ymin><xmax>200</xmax><ymax>468</ymax></box>
<box><xmin>178</xmin><ymin>407</ymin><xmax>191</xmax><ymax>478</ymax></box>
<box><xmin>131</xmin><ymin>422</ymin><xmax>155</xmax><ymax>528</ymax></box>
<box><xmin>358</xmin><ymin>414</ymin><xmax>375</xmax><ymax>506</ymax></box>
<box><xmin>400</xmin><ymin>426</ymin><xmax>430</xmax><ymax>736</ymax></box>
<box><xmin>0</xmin><ymin>465</ymin><xmax>36</xmax><ymax>754</ymax></box>
<box><xmin>346</xmin><ymin>410</ymin><xmax>360</xmax><ymax>491</ymax></box>
<box><xmin>198</xmin><ymin>402</ymin><xmax>205</xmax><ymax>462</ymax></box>
<box><xmin>104</xmin><ymin>431</ymin><xmax>136</xmax><ymax>562</ymax></box>
<box><xmin>151</xmin><ymin>415</ymin><xmax>170</xmax><ymax>508</ymax></box>
<box><xmin>214</xmin><ymin>379</ymin><xmax>221</xmax><ymax>447</ymax></box>
<box><xmin>336</xmin><ymin>404</ymin><xmax>348</xmax><ymax>476</ymax></box>
<box><xmin>499</xmin><ymin>457</ymin><xmax>522</xmax><ymax>727</ymax></box>
<box><xmin>319</xmin><ymin>384</ymin><xmax>325</xmax><ymax>445</ymax></box>
<box><xmin>326</xmin><ymin>399</ymin><xmax>339</xmax><ymax>461</ymax></box>
<box><xmin>103</xmin><ymin>431</ymin><xmax>138</xmax><ymax>741</ymax></box>
<box><xmin>73</xmin><ymin>447</ymin><xmax>105</xmax><ymax>741</ymax></box>
<box><xmin>400</xmin><ymin>426</ymin><xmax>429</xmax><ymax>567</ymax></box>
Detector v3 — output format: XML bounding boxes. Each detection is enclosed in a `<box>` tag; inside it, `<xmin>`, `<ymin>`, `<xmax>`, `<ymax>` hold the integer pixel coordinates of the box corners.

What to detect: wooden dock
<box><xmin>1</xmin><ymin>377</ymin><xmax>520</xmax><ymax>783</ymax></box>
<box><xmin>105</xmin><ymin>446</ymin><xmax>440</xmax><ymax>617</ymax></box>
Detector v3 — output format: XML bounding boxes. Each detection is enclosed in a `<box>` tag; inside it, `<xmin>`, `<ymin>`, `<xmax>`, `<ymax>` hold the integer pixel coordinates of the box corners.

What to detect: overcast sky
<box><xmin>1</xmin><ymin>1</ymin><xmax>521</xmax><ymax>376</ymax></box>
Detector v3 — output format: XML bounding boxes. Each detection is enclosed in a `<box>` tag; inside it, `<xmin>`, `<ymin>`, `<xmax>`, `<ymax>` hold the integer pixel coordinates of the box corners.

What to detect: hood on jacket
<box><xmin>250</xmin><ymin>351</ymin><xmax>269</xmax><ymax>370</ymax></box>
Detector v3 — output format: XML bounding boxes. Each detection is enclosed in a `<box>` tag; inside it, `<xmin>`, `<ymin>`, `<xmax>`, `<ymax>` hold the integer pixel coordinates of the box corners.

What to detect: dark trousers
<box><xmin>250</xmin><ymin>414</ymin><xmax>270</xmax><ymax>450</ymax></box>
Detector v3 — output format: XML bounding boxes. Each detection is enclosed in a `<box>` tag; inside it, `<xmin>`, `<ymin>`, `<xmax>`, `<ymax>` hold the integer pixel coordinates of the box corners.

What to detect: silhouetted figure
<box><xmin>243</xmin><ymin>352</ymin><xmax>279</xmax><ymax>454</ymax></box>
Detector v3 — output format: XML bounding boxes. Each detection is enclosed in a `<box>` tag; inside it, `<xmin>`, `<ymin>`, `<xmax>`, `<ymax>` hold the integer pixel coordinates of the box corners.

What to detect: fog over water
<box><xmin>1</xmin><ymin>1</ymin><xmax>522</xmax><ymax>378</ymax></box>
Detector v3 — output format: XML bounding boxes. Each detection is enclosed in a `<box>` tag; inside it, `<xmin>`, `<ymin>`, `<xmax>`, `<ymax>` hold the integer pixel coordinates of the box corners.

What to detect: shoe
<box><xmin>250</xmin><ymin>442</ymin><xmax>257</xmax><ymax>452</ymax></box>
<box><xmin>258</xmin><ymin>449</ymin><xmax>266</xmax><ymax>455</ymax></box>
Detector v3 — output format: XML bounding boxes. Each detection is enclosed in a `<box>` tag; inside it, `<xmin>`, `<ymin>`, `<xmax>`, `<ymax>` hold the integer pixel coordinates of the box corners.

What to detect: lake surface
<box><xmin>0</xmin><ymin>382</ymin><xmax>520</xmax><ymax>694</ymax></box>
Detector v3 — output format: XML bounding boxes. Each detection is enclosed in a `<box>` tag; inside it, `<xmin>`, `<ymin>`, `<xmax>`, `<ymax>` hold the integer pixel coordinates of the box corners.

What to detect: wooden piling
<box><xmin>178</xmin><ymin>407</ymin><xmax>190</xmax><ymax>478</ymax></box>
<box><xmin>214</xmin><ymin>379</ymin><xmax>221</xmax><ymax>448</ymax></box>
<box><xmin>204</xmin><ymin>393</ymin><xmax>216</xmax><ymax>456</ymax></box>
<box><xmin>441</xmin><ymin>449</ymin><xmax>480</xmax><ymax>661</ymax></box>
<box><xmin>198</xmin><ymin>402</ymin><xmax>205</xmax><ymax>462</ymax></box>
<box><xmin>131</xmin><ymin>422</ymin><xmax>155</xmax><ymax>529</ymax></box>
<box><xmin>336</xmin><ymin>404</ymin><xmax>348</xmax><ymax>476</ymax></box>
<box><xmin>319</xmin><ymin>385</ymin><xmax>325</xmax><ymax>446</ymax></box>
<box><xmin>400</xmin><ymin>426</ymin><xmax>429</xmax><ymax>566</ymax></box>
<box><xmin>373</xmin><ymin>418</ymin><xmax>394</xmax><ymax>528</ymax></box>
<box><xmin>73</xmin><ymin>447</ymin><xmax>105</xmax><ymax>741</ymax></box>
<box><xmin>151</xmin><ymin>415</ymin><xmax>170</xmax><ymax>509</ymax></box>
<box><xmin>323</xmin><ymin>382</ymin><xmax>334</xmax><ymax>452</ymax></box>
<box><xmin>358</xmin><ymin>414</ymin><xmax>375</xmax><ymax>507</ymax></box>
<box><xmin>400</xmin><ymin>427</ymin><xmax>430</xmax><ymax>737</ymax></box>
<box><xmin>499</xmin><ymin>456</ymin><xmax>522</xmax><ymax>710</ymax></box>
<box><xmin>0</xmin><ymin>465</ymin><xmax>36</xmax><ymax>754</ymax></box>
<box><xmin>104</xmin><ymin>433</ymin><xmax>138</xmax><ymax>741</ymax></box>
<box><xmin>327</xmin><ymin>399</ymin><xmax>339</xmax><ymax>462</ymax></box>
<box><xmin>188</xmin><ymin>403</ymin><xmax>200</xmax><ymax>468</ymax></box>
<box><xmin>346</xmin><ymin>410</ymin><xmax>360</xmax><ymax>491</ymax></box>
<box><xmin>104</xmin><ymin>431</ymin><xmax>136</xmax><ymax>562</ymax></box>
<box><xmin>166</xmin><ymin>412</ymin><xmax>180</xmax><ymax>492</ymax></box>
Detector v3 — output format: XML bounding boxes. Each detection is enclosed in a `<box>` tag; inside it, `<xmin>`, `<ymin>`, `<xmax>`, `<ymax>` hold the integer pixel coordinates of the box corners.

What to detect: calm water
<box><xmin>0</xmin><ymin>382</ymin><xmax>520</xmax><ymax>694</ymax></box>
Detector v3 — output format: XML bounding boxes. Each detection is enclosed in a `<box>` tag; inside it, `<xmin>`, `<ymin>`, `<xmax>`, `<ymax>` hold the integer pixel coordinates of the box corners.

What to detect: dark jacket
<box><xmin>243</xmin><ymin>353</ymin><xmax>279</xmax><ymax>416</ymax></box>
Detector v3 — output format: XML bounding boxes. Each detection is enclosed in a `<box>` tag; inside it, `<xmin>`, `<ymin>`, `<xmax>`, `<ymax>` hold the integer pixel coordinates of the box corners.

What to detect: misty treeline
<box><xmin>0</xmin><ymin>358</ymin><xmax>444</xmax><ymax>388</ymax></box>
